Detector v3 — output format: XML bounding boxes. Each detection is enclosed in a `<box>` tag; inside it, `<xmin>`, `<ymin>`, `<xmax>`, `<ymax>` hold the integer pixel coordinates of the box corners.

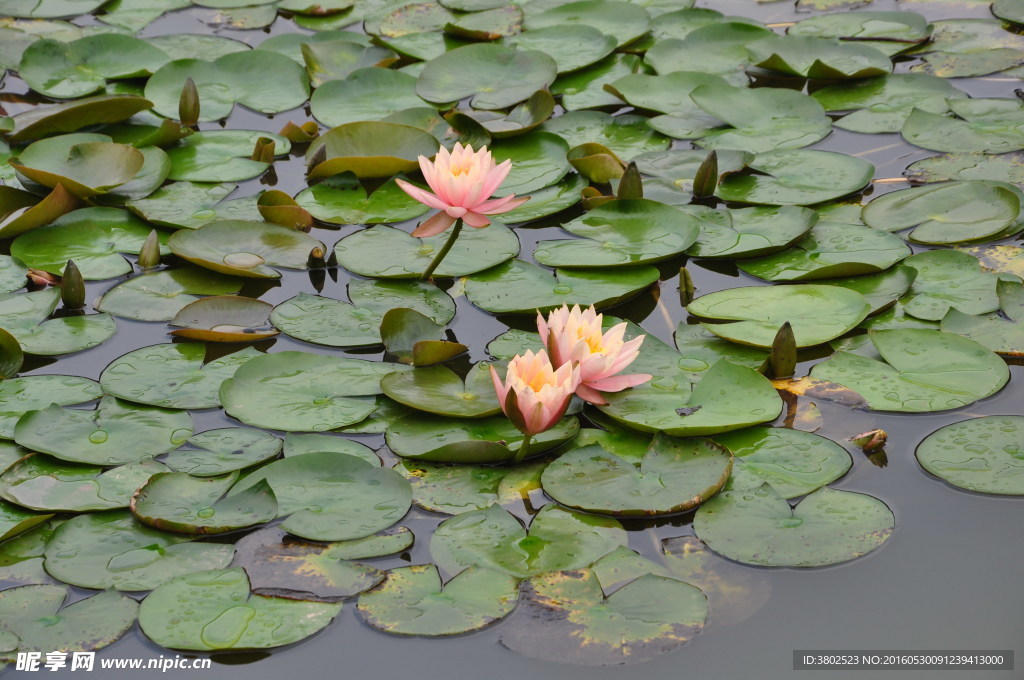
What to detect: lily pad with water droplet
<box><xmin>42</xmin><ymin>510</ymin><xmax>233</xmax><ymax>591</ymax></box>
<box><xmin>694</xmin><ymin>483</ymin><xmax>894</xmax><ymax>567</ymax></box>
<box><xmin>101</xmin><ymin>344</ymin><xmax>259</xmax><ymax>410</ymax></box>
<box><xmin>685</xmin><ymin>206</ymin><xmax>816</xmax><ymax>259</ymax></box>
<box><xmin>541</xmin><ymin>432</ymin><xmax>732</xmax><ymax>516</ymax></box>
<box><xmin>139</xmin><ymin>568</ymin><xmax>340</xmax><ymax>650</ymax></box>
<box><xmin>229</xmin><ymin>451</ymin><xmax>412</xmax><ymax>541</ymax></box>
<box><xmin>221</xmin><ymin>351</ymin><xmax>408</xmax><ymax>432</ymax></box>
<box><xmin>902</xmin><ymin>99</ymin><xmax>1024</xmax><ymax>154</ymax></box>
<box><xmin>941</xmin><ymin>280</ymin><xmax>1024</xmax><ymax>356</ymax></box>
<box><xmin>0</xmin><ymin>453</ymin><xmax>168</xmax><ymax>512</ymax></box>
<box><xmin>381</xmin><ymin>363</ymin><xmax>500</xmax><ymax>417</ymax></box>
<box><xmin>0</xmin><ymin>499</ymin><xmax>51</xmax><ymax>542</ymax></box>
<box><xmin>358</xmin><ymin>564</ymin><xmax>518</xmax><ymax>636</ymax></box>
<box><xmin>161</xmin><ymin>428</ymin><xmax>283</xmax><ymax>477</ymax></box>
<box><xmin>386</xmin><ymin>414</ymin><xmax>579</xmax><ymax>463</ymax></box>
<box><xmin>811</xmin><ymin>74</ymin><xmax>966</xmax><ymax>134</ymax></box>
<box><xmin>131</xmin><ymin>471</ymin><xmax>278</xmax><ymax>535</ymax></box>
<box><xmin>14</xmin><ymin>395</ymin><xmax>193</xmax><ymax>466</ymax></box>
<box><xmin>0</xmin><ymin>287</ymin><xmax>116</xmax><ymax>356</ymax></box>
<box><xmin>295</xmin><ymin>173</ymin><xmax>429</xmax><ymax>225</ymax></box>
<box><xmin>126</xmin><ymin>181</ymin><xmax>260</xmax><ymax>230</ymax></box>
<box><xmin>499</xmin><ymin>569</ymin><xmax>706</xmax><ymax>666</ymax></box>
<box><xmin>811</xmin><ymin>329</ymin><xmax>1009</xmax><ymax>412</ymax></box>
<box><xmin>817</xmin><ymin>265</ymin><xmax>917</xmax><ymax>315</ymax></box>
<box><xmin>169</xmin><ymin>220</ymin><xmax>326</xmax><ymax>279</ymax></box>
<box><xmin>168</xmin><ymin>296</ymin><xmax>278</xmax><ymax>343</ymax></box>
<box><xmin>0</xmin><ymin>586</ymin><xmax>137</xmax><ymax>657</ymax></box>
<box><xmin>901</xmin><ymin>249</ymin><xmax>1019</xmax><ymax>321</ymax></box>
<box><xmin>533</xmin><ymin>198</ymin><xmax>700</xmax><ymax>268</ymax></box>
<box><xmin>691</xmin><ymin>85</ymin><xmax>831</xmax><ymax>154</ymax></box>
<box><xmin>164</xmin><ymin>130</ymin><xmax>291</xmax><ymax>183</ymax></box>
<box><xmin>96</xmin><ymin>268</ymin><xmax>243</xmax><ymax>322</ymax></box>
<box><xmin>916</xmin><ymin>415</ymin><xmax>1024</xmax><ymax>495</ymax></box>
<box><xmin>715</xmin><ymin>150</ymin><xmax>874</xmax><ymax>206</ymax></box>
<box><xmin>335</xmin><ymin>222</ymin><xmax>519</xmax><ymax>278</ymax></box>
<box><xmin>395</xmin><ymin>458</ymin><xmax>544</xmax><ymax>514</ymax></box>
<box><xmin>713</xmin><ymin>427</ymin><xmax>852</xmax><ymax>498</ymax></box>
<box><xmin>0</xmin><ymin>375</ymin><xmax>100</xmax><ymax>439</ymax></box>
<box><xmin>431</xmin><ymin>503</ymin><xmax>626</xmax><ymax>578</ymax></box>
<box><xmin>306</xmin><ymin>121</ymin><xmax>440</xmax><ymax>179</ymax></box>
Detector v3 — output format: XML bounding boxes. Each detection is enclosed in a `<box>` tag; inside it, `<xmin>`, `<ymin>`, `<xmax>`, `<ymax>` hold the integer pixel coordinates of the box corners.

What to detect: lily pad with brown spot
<box><xmin>395</xmin><ymin>458</ymin><xmax>545</xmax><ymax>514</ymax></box>
<box><xmin>169</xmin><ymin>296</ymin><xmax>278</xmax><ymax>342</ymax></box>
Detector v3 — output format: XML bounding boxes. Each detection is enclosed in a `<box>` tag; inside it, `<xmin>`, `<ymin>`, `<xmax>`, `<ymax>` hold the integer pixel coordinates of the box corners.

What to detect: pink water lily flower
<box><xmin>490</xmin><ymin>349</ymin><xmax>580</xmax><ymax>438</ymax></box>
<box><xmin>538</xmin><ymin>304</ymin><xmax>651</xmax><ymax>405</ymax></box>
<box><xmin>395</xmin><ymin>142</ymin><xmax>529</xmax><ymax>237</ymax></box>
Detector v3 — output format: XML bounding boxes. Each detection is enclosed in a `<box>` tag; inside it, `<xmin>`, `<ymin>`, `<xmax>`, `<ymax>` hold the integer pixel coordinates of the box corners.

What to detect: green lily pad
<box><xmin>126</xmin><ymin>182</ymin><xmax>258</xmax><ymax>230</ymax></box>
<box><xmin>169</xmin><ymin>220</ymin><xmax>325</xmax><ymax>279</ymax></box>
<box><xmin>686</xmin><ymin>206</ymin><xmax>816</xmax><ymax>259</ymax></box>
<box><xmin>168</xmin><ymin>296</ymin><xmax>278</xmax><ymax>343</ymax></box>
<box><xmin>604</xmin><ymin>72</ymin><xmax>729</xmax><ymax>140</ymax></box>
<box><xmin>295</xmin><ymin>174</ymin><xmax>430</xmax><ymax>225</ymax></box>
<box><xmin>220</xmin><ymin>351</ymin><xmax>407</xmax><ymax>431</ymax></box>
<box><xmin>139</xmin><ymin>568</ymin><xmax>341</xmax><ymax>650</ymax></box>
<box><xmin>444</xmin><ymin>4</ymin><xmax>522</xmax><ymax>39</ymax></box>
<box><xmin>395</xmin><ymin>458</ymin><xmax>545</xmax><ymax>513</ymax></box>
<box><xmin>502</xmin><ymin>25</ymin><xmax>616</xmax><ymax>73</ymax></box>
<box><xmin>541</xmin><ymin>433</ymin><xmax>732</xmax><ymax>516</ymax></box>
<box><xmin>145</xmin><ymin>51</ymin><xmax>309</xmax><ymax>121</ymax></box>
<box><xmin>486</xmin><ymin>131</ymin><xmax>571</xmax><ymax>195</ymax></box>
<box><xmin>303</xmin><ymin>39</ymin><xmax>400</xmax><ymax>85</ymax></box>
<box><xmin>533</xmin><ymin>198</ymin><xmax>700</xmax><ymax>268</ymax></box>
<box><xmin>819</xmin><ymin>265</ymin><xmax>917</xmax><ymax>316</ymax></box>
<box><xmin>902</xmin><ymin>249</ymin><xmax>1017</xmax><ymax>320</ymax></box>
<box><xmin>161</xmin><ymin>428</ymin><xmax>283</xmax><ymax>476</ymax></box>
<box><xmin>0</xmin><ymin>500</ymin><xmax>51</xmax><ymax>543</ymax></box>
<box><xmin>386</xmin><ymin>414</ymin><xmax>579</xmax><ymax>463</ymax></box>
<box><xmin>691</xmin><ymin>85</ymin><xmax>831</xmax><ymax>154</ymax></box>
<box><xmin>416</xmin><ymin>43</ymin><xmax>557</xmax><ymax>109</ymax></box>
<box><xmin>737</xmin><ymin>222</ymin><xmax>911</xmax><ymax>281</ymax></box>
<box><xmin>907</xmin><ymin>19</ymin><xmax>1024</xmax><ymax>78</ymax></box>
<box><xmin>0</xmin><ymin>328</ymin><xmax>22</xmax><ymax>379</ymax></box>
<box><xmin>902</xmin><ymin>99</ymin><xmax>1024</xmax><ymax>154</ymax></box>
<box><xmin>713</xmin><ymin>427</ymin><xmax>851</xmax><ymax>498</ymax></box>
<box><xmin>0</xmin><ymin>586</ymin><xmax>137</xmax><ymax>657</ymax></box>
<box><xmin>11</xmin><ymin>207</ymin><xmax>167</xmax><ymax>280</ymax></box>
<box><xmin>862</xmin><ymin>181</ymin><xmax>1022</xmax><ymax>245</ymax></box>
<box><xmin>916</xmin><ymin>416</ymin><xmax>1024</xmax><ymax>495</ymax></box>
<box><xmin>233</xmin><ymin>526</ymin><xmax>410</xmax><ymax>602</ymax></box>
<box><xmin>311</xmin><ymin>68</ymin><xmax>428</xmax><ymax>127</ymax></box>
<box><xmin>688</xmin><ymin>284</ymin><xmax>871</xmax><ymax>347</ymax></box>
<box><xmin>540</xmin><ymin>111</ymin><xmax>669</xmax><ymax>160</ymax></box>
<box><xmin>0</xmin><ymin>288</ymin><xmax>115</xmax><ymax>356</ymax></box>
<box><xmin>498</xmin><ymin>173</ymin><xmax>589</xmax><ymax>222</ymax></box>
<box><xmin>306</xmin><ymin>121</ymin><xmax>440</xmax><ymax>179</ymax></box>
<box><xmin>715</xmin><ymin>150</ymin><xmax>874</xmax><ymax>206</ymax></box>
<box><xmin>0</xmin><ymin>453</ymin><xmax>167</xmax><ymax>512</ymax></box>
<box><xmin>272</xmin><ymin>281</ymin><xmax>454</xmax><ymax>348</ymax></box>
<box><xmin>229</xmin><ymin>451</ymin><xmax>412</xmax><ymax>541</ymax></box>
<box><xmin>165</xmin><ymin>130</ymin><xmax>291</xmax><ymax>182</ymax></box>
<box><xmin>283</xmin><ymin>433</ymin><xmax>380</xmax><ymax>467</ymax></box>
<box><xmin>941</xmin><ymin>280</ymin><xmax>1024</xmax><ymax>356</ymax></box>
<box><xmin>11</xmin><ymin>133</ymin><xmax>145</xmax><ymax>198</ymax></box>
<box><xmin>788</xmin><ymin>10</ymin><xmax>930</xmax><ymax>46</ymax></box>
<box><xmin>14</xmin><ymin>396</ymin><xmax>192</xmax><ymax>466</ymax></box>
<box><xmin>905</xmin><ymin>152</ymin><xmax>1024</xmax><ymax>187</ymax></box>
<box><xmin>335</xmin><ymin>223</ymin><xmax>519</xmax><ymax>278</ymax></box>
<box><xmin>431</xmin><ymin>503</ymin><xmax>626</xmax><ymax>578</ymax></box>
<box><xmin>0</xmin><ymin>375</ymin><xmax>100</xmax><ymax>439</ymax></box>
<box><xmin>131</xmin><ymin>472</ymin><xmax>278</xmax><ymax>535</ymax></box>
<box><xmin>381</xmin><ymin>363</ymin><xmax>500</xmax><ymax>417</ymax></box>
<box><xmin>358</xmin><ymin>565</ymin><xmax>518</xmax><ymax>636</ymax></box>
<box><xmin>811</xmin><ymin>329</ymin><xmax>1009</xmax><ymax>411</ymax></box>
<box><xmin>811</xmin><ymin>74</ymin><xmax>966</xmax><ymax>134</ymax></box>
<box><xmin>42</xmin><ymin>510</ymin><xmax>233</xmax><ymax>591</ymax></box>
<box><xmin>19</xmin><ymin>35</ymin><xmax>169</xmax><ymax>99</ymax></box>
<box><xmin>500</xmin><ymin>569</ymin><xmax>706</xmax><ymax>666</ymax></box>
<box><xmin>694</xmin><ymin>484</ymin><xmax>893</xmax><ymax>567</ymax></box>
<box><xmin>553</xmin><ymin>53</ymin><xmax>643</xmax><ymax>111</ymax></box>
<box><xmin>525</xmin><ymin>0</ymin><xmax>650</xmax><ymax>47</ymax></box>
<box><xmin>100</xmin><ymin>344</ymin><xmax>258</xmax><ymax>410</ymax></box>
<box><xmin>465</xmin><ymin>259</ymin><xmax>658</xmax><ymax>314</ymax></box>
<box><xmin>645</xmin><ymin>22</ymin><xmax>773</xmax><ymax>79</ymax></box>
<box><xmin>96</xmin><ymin>268</ymin><xmax>243</xmax><ymax>322</ymax></box>
<box><xmin>747</xmin><ymin>35</ymin><xmax>893</xmax><ymax>79</ymax></box>
<box><xmin>378</xmin><ymin>307</ymin><xmax>466</xmax><ymax>366</ymax></box>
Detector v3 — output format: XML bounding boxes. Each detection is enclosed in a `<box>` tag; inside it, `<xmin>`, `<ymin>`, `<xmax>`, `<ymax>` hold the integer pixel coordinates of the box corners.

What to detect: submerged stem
<box><xmin>419</xmin><ymin>218</ymin><xmax>463</xmax><ymax>281</ymax></box>
<box><xmin>513</xmin><ymin>432</ymin><xmax>533</xmax><ymax>465</ymax></box>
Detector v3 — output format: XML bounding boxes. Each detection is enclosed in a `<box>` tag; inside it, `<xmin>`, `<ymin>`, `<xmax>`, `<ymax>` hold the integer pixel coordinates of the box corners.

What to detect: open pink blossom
<box><xmin>538</xmin><ymin>304</ymin><xmax>651</xmax><ymax>405</ymax></box>
<box><xmin>490</xmin><ymin>349</ymin><xmax>580</xmax><ymax>437</ymax></box>
<box><xmin>395</xmin><ymin>142</ymin><xmax>529</xmax><ymax>237</ymax></box>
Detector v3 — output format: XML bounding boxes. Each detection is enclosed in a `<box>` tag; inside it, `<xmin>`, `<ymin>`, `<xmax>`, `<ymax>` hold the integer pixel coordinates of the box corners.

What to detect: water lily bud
<box><xmin>692</xmin><ymin>150</ymin><xmax>718</xmax><ymax>198</ymax></box>
<box><xmin>251</xmin><ymin>137</ymin><xmax>276</xmax><ymax>163</ymax></box>
<box><xmin>679</xmin><ymin>266</ymin><xmax>695</xmax><ymax>306</ymax></box>
<box><xmin>851</xmin><ymin>429</ymin><xmax>887</xmax><ymax>453</ymax></box>
<box><xmin>769</xmin><ymin>321</ymin><xmax>796</xmax><ymax>379</ymax></box>
<box><xmin>61</xmin><ymin>260</ymin><xmax>85</xmax><ymax>310</ymax></box>
<box><xmin>307</xmin><ymin>246</ymin><xmax>326</xmax><ymax>269</ymax></box>
<box><xmin>617</xmin><ymin>161</ymin><xmax>643</xmax><ymax>199</ymax></box>
<box><xmin>179</xmin><ymin>77</ymin><xmax>199</xmax><ymax>127</ymax></box>
<box><xmin>138</xmin><ymin>230</ymin><xmax>161</xmax><ymax>269</ymax></box>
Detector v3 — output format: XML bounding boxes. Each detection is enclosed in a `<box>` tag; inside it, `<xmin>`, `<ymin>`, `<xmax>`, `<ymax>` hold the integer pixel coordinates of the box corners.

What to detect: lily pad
<box><xmin>431</xmin><ymin>503</ymin><xmax>627</xmax><ymax>578</ymax></box>
<box><xmin>161</xmin><ymin>428</ymin><xmax>283</xmax><ymax>476</ymax></box>
<box><xmin>386</xmin><ymin>414</ymin><xmax>579</xmax><ymax>463</ymax></box>
<box><xmin>416</xmin><ymin>42</ymin><xmax>557</xmax><ymax>109</ymax></box>
<box><xmin>905</xmin><ymin>152</ymin><xmax>1024</xmax><ymax>188</ymax></box>
<box><xmin>0</xmin><ymin>375</ymin><xmax>100</xmax><ymax>439</ymax></box>
<box><xmin>502</xmin><ymin>25</ymin><xmax>616</xmax><ymax>73</ymax></box>
<box><xmin>747</xmin><ymin>35</ymin><xmax>893</xmax><ymax>79</ymax></box>
<box><xmin>488</xmin><ymin>131</ymin><xmax>571</xmax><ymax>195</ymax></box>
<box><xmin>465</xmin><ymin>259</ymin><xmax>658</xmax><ymax>314</ymax></box>
<box><xmin>500</xmin><ymin>569</ymin><xmax>706</xmax><ymax>666</ymax></box>
<box><xmin>541</xmin><ymin>433</ymin><xmax>732</xmax><ymax>516</ymax></box>
<box><xmin>228</xmin><ymin>451</ymin><xmax>412</xmax><ymax>541</ymax></box>
<box><xmin>818</xmin><ymin>265</ymin><xmax>917</xmax><ymax>315</ymax></box>
<box><xmin>811</xmin><ymin>74</ymin><xmax>966</xmax><ymax>134</ymax></box>
<box><xmin>169</xmin><ymin>296</ymin><xmax>278</xmax><ymax>343</ymax></box>
<box><xmin>604</xmin><ymin>72</ymin><xmax>728</xmax><ymax>140</ymax></box>
<box><xmin>358</xmin><ymin>565</ymin><xmax>518</xmax><ymax>636</ymax></box>
<box><xmin>96</xmin><ymin>268</ymin><xmax>243</xmax><ymax>322</ymax></box>
<box><xmin>498</xmin><ymin>173</ymin><xmax>589</xmax><ymax>222</ymax></box>
<box><xmin>4</xmin><ymin>93</ymin><xmax>153</xmax><ymax>143</ymax></box>
<box><xmin>381</xmin><ymin>363</ymin><xmax>500</xmax><ymax>417</ymax></box>
<box><xmin>645</xmin><ymin>22</ymin><xmax>773</xmax><ymax>79</ymax></box>
<box><xmin>524</xmin><ymin>0</ymin><xmax>650</xmax><ymax>47</ymax></box>
<box><xmin>941</xmin><ymin>280</ymin><xmax>1024</xmax><ymax>356</ymax></box>
<box><xmin>126</xmin><ymin>182</ymin><xmax>259</xmax><ymax>230</ymax></box>
<box><xmin>694</xmin><ymin>484</ymin><xmax>894</xmax><ymax>567</ymax></box>
<box><xmin>283</xmin><ymin>433</ymin><xmax>380</xmax><ymax>467</ymax></box>
<box><xmin>691</xmin><ymin>85</ymin><xmax>831</xmax><ymax>154</ymax></box>
<box><xmin>688</xmin><ymin>284</ymin><xmax>871</xmax><ymax>347</ymax></box>
<box><xmin>296</xmin><ymin>174</ymin><xmax>429</xmax><ymax>225</ymax></box>
<box><xmin>907</xmin><ymin>19</ymin><xmax>1024</xmax><ymax>78</ymax></box>
<box><xmin>686</xmin><ymin>206</ymin><xmax>816</xmax><ymax>259</ymax></box>
<box><xmin>901</xmin><ymin>249</ymin><xmax>1017</xmax><ymax>320</ymax></box>
<box><xmin>11</xmin><ymin>133</ymin><xmax>145</xmax><ymax>198</ymax></box>
<box><xmin>14</xmin><ymin>396</ymin><xmax>192</xmax><ymax>466</ymax></box>
<box><xmin>169</xmin><ymin>220</ymin><xmax>326</xmax><ymax>279</ymax></box>
<box><xmin>395</xmin><ymin>458</ymin><xmax>545</xmax><ymax>514</ymax></box>
<box><xmin>163</xmin><ymin>131</ymin><xmax>290</xmax><ymax>183</ymax></box>
<box><xmin>220</xmin><ymin>351</ymin><xmax>407</xmax><ymax>431</ymax></box>
<box><xmin>540</xmin><ymin>111</ymin><xmax>669</xmax><ymax>160</ymax></box>
<box><xmin>19</xmin><ymin>35</ymin><xmax>169</xmax><ymax>99</ymax></box>
<box><xmin>311</xmin><ymin>68</ymin><xmax>428</xmax><ymax>127</ymax></box>
<box><xmin>553</xmin><ymin>53</ymin><xmax>644</xmax><ymax>111</ymax></box>
<box><xmin>0</xmin><ymin>184</ymin><xmax>80</xmax><ymax>241</ymax></box>
<box><xmin>335</xmin><ymin>223</ymin><xmax>519</xmax><ymax>278</ymax></box>
<box><xmin>0</xmin><ymin>500</ymin><xmax>51</xmax><ymax>543</ymax></box>
<box><xmin>0</xmin><ymin>288</ymin><xmax>116</xmax><ymax>356</ymax></box>
<box><xmin>810</xmin><ymin>329</ymin><xmax>1009</xmax><ymax>412</ymax></box>
<box><xmin>131</xmin><ymin>472</ymin><xmax>278</xmax><ymax>535</ymax></box>
<box><xmin>139</xmin><ymin>568</ymin><xmax>341</xmax><ymax>650</ymax></box>
<box><xmin>379</xmin><ymin>307</ymin><xmax>466</xmax><ymax>366</ymax></box>
<box><xmin>42</xmin><ymin>510</ymin><xmax>233</xmax><ymax>591</ymax></box>
<box><xmin>916</xmin><ymin>416</ymin><xmax>1024</xmax><ymax>495</ymax></box>
<box><xmin>715</xmin><ymin>150</ymin><xmax>874</xmax><ymax>206</ymax></box>
<box><xmin>307</xmin><ymin>121</ymin><xmax>440</xmax><ymax>179</ymax></box>
<box><xmin>902</xmin><ymin>99</ymin><xmax>1024</xmax><ymax>154</ymax></box>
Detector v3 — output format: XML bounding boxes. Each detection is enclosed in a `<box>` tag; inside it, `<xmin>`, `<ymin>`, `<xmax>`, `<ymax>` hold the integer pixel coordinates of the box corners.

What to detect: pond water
<box><xmin>1</xmin><ymin>0</ymin><xmax>1023</xmax><ymax>677</ymax></box>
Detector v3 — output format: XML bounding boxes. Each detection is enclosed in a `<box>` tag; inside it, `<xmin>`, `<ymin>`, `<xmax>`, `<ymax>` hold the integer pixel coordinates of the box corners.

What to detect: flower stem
<box><xmin>419</xmin><ymin>218</ymin><xmax>463</xmax><ymax>281</ymax></box>
<box><xmin>512</xmin><ymin>432</ymin><xmax>533</xmax><ymax>465</ymax></box>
